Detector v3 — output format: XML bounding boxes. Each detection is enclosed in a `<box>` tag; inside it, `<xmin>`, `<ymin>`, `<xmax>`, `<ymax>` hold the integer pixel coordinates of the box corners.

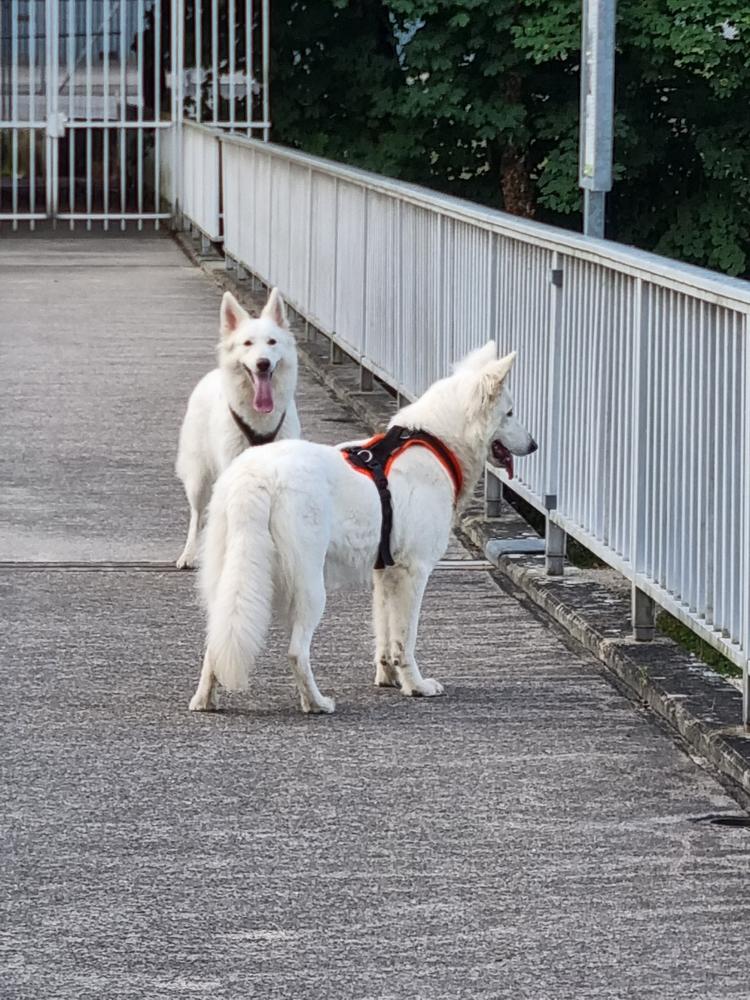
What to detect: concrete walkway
<box><xmin>2</xmin><ymin>233</ymin><xmax>749</xmax><ymax>1000</ymax></box>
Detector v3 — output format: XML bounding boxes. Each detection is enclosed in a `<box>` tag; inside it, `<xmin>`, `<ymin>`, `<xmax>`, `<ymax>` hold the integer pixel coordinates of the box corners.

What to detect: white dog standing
<box><xmin>175</xmin><ymin>287</ymin><xmax>300</xmax><ymax>568</ymax></box>
<box><xmin>188</xmin><ymin>342</ymin><xmax>537</xmax><ymax>714</ymax></box>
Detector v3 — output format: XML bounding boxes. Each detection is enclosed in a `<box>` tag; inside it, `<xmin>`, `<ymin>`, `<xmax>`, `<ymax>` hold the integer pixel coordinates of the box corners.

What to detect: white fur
<box><xmin>175</xmin><ymin>287</ymin><xmax>300</xmax><ymax>568</ymax></box>
<box><xmin>188</xmin><ymin>342</ymin><xmax>537</xmax><ymax>715</ymax></box>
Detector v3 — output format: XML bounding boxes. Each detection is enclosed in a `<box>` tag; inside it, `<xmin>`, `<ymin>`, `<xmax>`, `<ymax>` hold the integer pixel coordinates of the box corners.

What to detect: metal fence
<box><xmin>0</xmin><ymin>0</ymin><xmax>267</xmax><ymax>228</ymax></box>
<box><xmin>194</xmin><ymin>132</ymin><xmax>750</xmax><ymax>721</ymax></box>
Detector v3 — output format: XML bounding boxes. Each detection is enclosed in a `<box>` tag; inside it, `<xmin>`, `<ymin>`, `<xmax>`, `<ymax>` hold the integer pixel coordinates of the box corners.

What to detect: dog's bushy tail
<box><xmin>199</xmin><ymin>473</ymin><xmax>274</xmax><ymax>691</ymax></box>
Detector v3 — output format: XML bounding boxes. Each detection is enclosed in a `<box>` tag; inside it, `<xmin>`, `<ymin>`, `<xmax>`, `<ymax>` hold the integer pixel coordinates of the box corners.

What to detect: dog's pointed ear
<box><xmin>261</xmin><ymin>287</ymin><xmax>288</xmax><ymax>329</ymax></box>
<box><xmin>455</xmin><ymin>340</ymin><xmax>497</xmax><ymax>373</ymax></box>
<box><xmin>220</xmin><ymin>291</ymin><xmax>249</xmax><ymax>338</ymax></box>
<box><xmin>479</xmin><ymin>350</ymin><xmax>517</xmax><ymax>403</ymax></box>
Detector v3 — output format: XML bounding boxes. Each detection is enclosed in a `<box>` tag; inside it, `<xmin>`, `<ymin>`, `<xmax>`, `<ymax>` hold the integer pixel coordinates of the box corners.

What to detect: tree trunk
<box><xmin>499</xmin><ymin>72</ymin><xmax>536</xmax><ymax>218</ymax></box>
<box><xmin>500</xmin><ymin>146</ymin><xmax>536</xmax><ymax>218</ymax></box>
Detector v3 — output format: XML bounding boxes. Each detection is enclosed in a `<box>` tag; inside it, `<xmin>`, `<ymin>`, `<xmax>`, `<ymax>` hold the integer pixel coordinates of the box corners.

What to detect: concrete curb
<box><xmin>174</xmin><ymin>230</ymin><xmax>750</xmax><ymax>809</ymax></box>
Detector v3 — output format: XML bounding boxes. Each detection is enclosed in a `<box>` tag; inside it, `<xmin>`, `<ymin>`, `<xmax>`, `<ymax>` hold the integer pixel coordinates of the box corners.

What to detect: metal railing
<box><xmin>181</xmin><ymin>120</ymin><xmax>219</xmax><ymax>240</ymax></box>
<box><xmin>181</xmin><ymin>131</ymin><xmax>750</xmax><ymax>722</ymax></box>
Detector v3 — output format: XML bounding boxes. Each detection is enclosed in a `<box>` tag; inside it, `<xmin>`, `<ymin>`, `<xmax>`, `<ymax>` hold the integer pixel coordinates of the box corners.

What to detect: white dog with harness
<box><xmin>189</xmin><ymin>341</ymin><xmax>536</xmax><ymax>714</ymax></box>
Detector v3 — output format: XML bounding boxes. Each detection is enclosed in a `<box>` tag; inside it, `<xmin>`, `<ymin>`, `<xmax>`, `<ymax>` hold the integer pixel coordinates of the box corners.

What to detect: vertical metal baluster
<box><xmin>678</xmin><ymin>299</ymin><xmax>695</xmax><ymax>607</ymax></box>
<box><xmin>631</xmin><ymin>279</ymin><xmax>656</xmax><ymax>640</ymax></box>
<box><xmin>0</xmin><ymin>0</ymin><xmax>3</xmax><ymax>225</ymax></box>
<box><xmin>742</xmin><ymin>312</ymin><xmax>750</xmax><ymax>725</ymax></box>
<box><xmin>103</xmin><ymin>0</ymin><xmax>110</xmax><ymax>229</ymax></box>
<box><xmin>712</xmin><ymin>308</ymin><xmax>722</xmax><ymax>627</ymax></box>
<box><xmin>261</xmin><ymin>0</ymin><xmax>268</xmax><ymax>139</ymax></box>
<box><xmin>67</xmin><ymin>0</ymin><xmax>74</xmax><ymax>226</ymax></box>
<box><xmin>211</xmin><ymin>0</ymin><xmax>217</xmax><ymax>123</ymax></box>
<box><xmin>679</xmin><ymin>297</ymin><xmax>689</xmax><ymax>605</ymax></box>
<box><xmin>687</xmin><ymin>300</ymin><xmax>698</xmax><ymax>613</ymax></box>
<box><xmin>50</xmin><ymin>0</ymin><xmax>59</xmax><ymax>222</ymax></box>
<box><xmin>245</xmin><ymin>0</ymin><xmax>252</xmax><ymax>133</ymax></box>
<box><xmin>153</xmin><ymin>0</ymin><xmax>161</xmax><ymax>227</ymax></box>
<box><xmin>360</xmin><ymin>189</ymin><xmax>373</xmax><ymax>389</ymax></box>
<box><xmin>716</xmin><ymin>310</ymin><xmax>729</xmax><ymax>632</ymax></box>
<box><xmin>195</xmin><ymin>0</ymin><xmax>201</xmax><ymax>123</ymax></box>
<box><xmin>696</xmin><ymin>302</ymin><xmax>707</xmax><ymax>619</ymax></box>
<box><xmin>170</xmin><ymin>0</ymin><xmax>177</xmax><ymax>221</ymax></box>
<box><xmin>85</xmin><ymin>0</ymin><xmax>92</xmax><ymax>228</ymax></box>
<box><xmin>136</xmin><ymin>0</ymin><xmax>143</xmax><ymax>228</ymax></box>
<box><xmin>176</xmin><ymin>0</ymin><xmax>185</xmax><ymax>220</ymax></box>
<box><xmin>29</xmin><ymin>0</ymin><xmax>37</xmax><ymax>228</ymax></box>
<box><xmin>44</xmin><ymin>0</ymin><xmax>53</xmax><ymax>219</ymax></box>
<box><xmin>612</xmin><ymin>279</ymin><xmax>622</xmax><ymax>552</ymax></box>
<box><xmin>228</xmin><ymin>0</ymin><xmax>235</xmax><ymax>129</ymax></box>
<box><xmin>729</xmin><ymin>314</ymin><xmax>739</xmax><ymax>639</ymax></box>
<box><xmin>656</xmin><ymin>297</ymin><xmax>667</xmax><ymax>589</ymax></box>
<box><xmin>575</xmin><ymin>262</ymin><xmax>587</xmax><ymax>525</ymax></box>
<box><xmin>119</xmin><ymin>0</ymin><xmax>125</xmax><ymax>228</ymax></box>
<box><xmin>11</xmin><ymin>0</ymin><xmax>18</xmax><ymax>228</ymax></box>
<box><xmin>304</xmin><ymin>164</ymin><xmax>313</xmax><ymax>314</ymax></box>
<box><xmin>670</xmin><ymin>295</ymin><xmax>679</xmax><ymax>600</ymax></box>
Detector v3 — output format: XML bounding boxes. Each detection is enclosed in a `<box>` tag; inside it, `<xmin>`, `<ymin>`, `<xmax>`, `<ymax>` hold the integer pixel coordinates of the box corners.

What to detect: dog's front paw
<box><xmin>189</xmin><ymin>690</ymin><xmax>216</xmax><ymax>712</ymax></box>
<box><xmin>404</xmin><ymin>678</ymin><xmax>444</xmax><ymax>698</ymax></box>
<box><xmin>303</xmin><ymin>695</ymin><xmax>336</xmax><ymax>715</ymax></box>
<box><xmin>176</xmin><ymin>552</ymin><xmax>195</xmax><ymax>570</ymax></box>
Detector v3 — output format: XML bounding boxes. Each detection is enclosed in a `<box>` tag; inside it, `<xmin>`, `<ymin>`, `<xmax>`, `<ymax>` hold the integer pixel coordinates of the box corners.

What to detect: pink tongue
<box><xmin>253</xmin><ymin>372</ymin><xmax>274</xmax><ymax>413</ymax></box>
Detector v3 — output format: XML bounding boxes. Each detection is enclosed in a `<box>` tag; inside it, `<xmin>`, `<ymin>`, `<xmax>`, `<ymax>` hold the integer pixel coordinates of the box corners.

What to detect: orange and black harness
<box><xmin>341</xmin><ymin>425</ymin><xmax>463</xmax><ymax>570</ymax></box>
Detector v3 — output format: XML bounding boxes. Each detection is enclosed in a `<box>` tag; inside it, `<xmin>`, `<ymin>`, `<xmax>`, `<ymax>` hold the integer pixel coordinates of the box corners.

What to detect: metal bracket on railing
<box><xmin>544</xmin><ymin>494</ymin><xmax>557</xmax><ymax>511</ymax></box>
<box><xmin>550</xmin><ymin>268</ymin><xmax>563</xmax><ymax>288</ymax></box>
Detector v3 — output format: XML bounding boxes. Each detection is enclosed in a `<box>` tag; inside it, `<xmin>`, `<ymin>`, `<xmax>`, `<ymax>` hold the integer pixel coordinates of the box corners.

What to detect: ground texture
<box><xmin>2</xmin><ymin>233</ymin><xmax>749</xmax><ymax>999</ymax></box>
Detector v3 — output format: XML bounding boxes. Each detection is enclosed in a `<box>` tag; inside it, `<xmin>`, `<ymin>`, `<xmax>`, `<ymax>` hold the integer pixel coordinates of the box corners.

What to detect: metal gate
<box><xmin>0</xmin><ymin>0</ymin><xmax>269</xmax><ymax>229</ymax></box>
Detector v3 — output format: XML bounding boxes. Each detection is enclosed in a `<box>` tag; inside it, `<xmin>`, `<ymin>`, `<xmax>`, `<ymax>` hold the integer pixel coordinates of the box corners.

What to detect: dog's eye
<box><xmin>507</xmin><ymin>410</ymin><xmax>513</xmax><ymax>418</ymax></box>
<box><xmin>244</xmin><ymin>339</ymin><xmax>253</xmax><ymax>347</ymax></box>
<box><xmin>267</xmin><ymin>338</ymin><xmax>277</xmax><ymax>346</ymax></box>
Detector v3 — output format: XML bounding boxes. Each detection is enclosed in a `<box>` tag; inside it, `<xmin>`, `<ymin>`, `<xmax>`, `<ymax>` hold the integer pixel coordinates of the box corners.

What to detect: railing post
<box><xmin>485</xmin><ymin>468</ymin><xmax>503</xmax><ymax>519</ymax></box>
<box><xmin>632</xmin><ymin>586</ymin><xmax>656</xmax><ymax>641</ymax></box>
<box><xmin>360</xmin><ymin>366</ymin><xmax>374</xmax><ymax>392</ymax></box>
<box><xmin>546</xmin><ymin>519</ymin><xmax>566</xmax><ymax>576</ymax></box>
<box><xmin>545</xmin><ymin>254</ymin><xmax>565</xmax><ymax>575</ymax></box>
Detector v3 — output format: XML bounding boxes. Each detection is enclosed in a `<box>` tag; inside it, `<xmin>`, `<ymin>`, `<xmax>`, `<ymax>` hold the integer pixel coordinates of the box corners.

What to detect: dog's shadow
<box><xmin>187</xmin><ymin>683</ymin><xmax>475</xmax><ymax>725</ymax></box>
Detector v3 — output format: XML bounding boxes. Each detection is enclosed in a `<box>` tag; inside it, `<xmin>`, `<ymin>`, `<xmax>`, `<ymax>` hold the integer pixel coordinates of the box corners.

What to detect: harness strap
<box><xmin>229</xmin><ymin>406</ymin><xmax>286</xmax><ymax>447</ymax></box>
<box><xmin>341</xmin><ymin>425</ymin><xmax>463</xmax><ymax>570</ymax></box>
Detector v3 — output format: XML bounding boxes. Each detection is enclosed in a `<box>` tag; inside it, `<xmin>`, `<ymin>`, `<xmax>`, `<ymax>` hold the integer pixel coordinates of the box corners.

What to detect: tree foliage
<box><xmin>270</xmin><ymin>2</ymin><xmax>750</xmax><ymax>276</ymax></box>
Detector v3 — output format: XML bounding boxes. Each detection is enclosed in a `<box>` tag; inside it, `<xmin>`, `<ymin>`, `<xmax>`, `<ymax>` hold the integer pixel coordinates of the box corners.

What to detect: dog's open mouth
<box><xmin>492</xmin><ymin>440</ymin><xmax>514</xmax><ymax>479</ymax></box>
<box><xmin>243</xmin><ymin>364</ymin><xmax>275</xmax><ymax>414</ymax></box>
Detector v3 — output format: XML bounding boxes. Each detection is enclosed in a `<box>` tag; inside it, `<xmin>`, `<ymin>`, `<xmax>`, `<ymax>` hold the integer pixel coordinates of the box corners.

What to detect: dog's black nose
<box><xmin>528</xmin><ymin>438</ymin><xmax>539</xmax><ymax>454</ymax></box>
<box><xmin>256</xmin><ymin>358</ymin><xmax>271</xmax><ymax>373</ymax></box>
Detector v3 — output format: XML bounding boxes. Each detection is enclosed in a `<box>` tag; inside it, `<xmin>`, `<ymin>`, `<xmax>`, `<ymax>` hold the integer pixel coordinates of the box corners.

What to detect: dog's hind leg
<box><xmin>189</xmin><ymin>648</ymin><xmax>217</xmax><ymax>711</ymax></box>
<box><xmin>384</xmin><ymin>566</ymin><xmax>444</xmax><ymax>698</ymax></box>
<box><xmin>372</xmin><ymin>570</ymin><xmax>398</xmax><ymax>687</ymax></box>
<box><xmin>176</xmin><ymin>472</ymin><xmax>211</xmax><ymax>569</ymax></box>
<box><xmin>287</xmin><ymin>571</ymin><xmax>335</xmax><ymax>715</ymax></box>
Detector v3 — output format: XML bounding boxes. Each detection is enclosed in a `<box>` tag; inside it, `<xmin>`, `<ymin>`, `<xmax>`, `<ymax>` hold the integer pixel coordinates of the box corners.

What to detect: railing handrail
<box><xmin>210</xmin><ymin>130</ymin><xmax>750</xmax><ymax>722</ymax></box>
<box><xmin>218</xmin><ymin>131</ymin><xmax>750</xmax><ymax>313</ymax></box>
